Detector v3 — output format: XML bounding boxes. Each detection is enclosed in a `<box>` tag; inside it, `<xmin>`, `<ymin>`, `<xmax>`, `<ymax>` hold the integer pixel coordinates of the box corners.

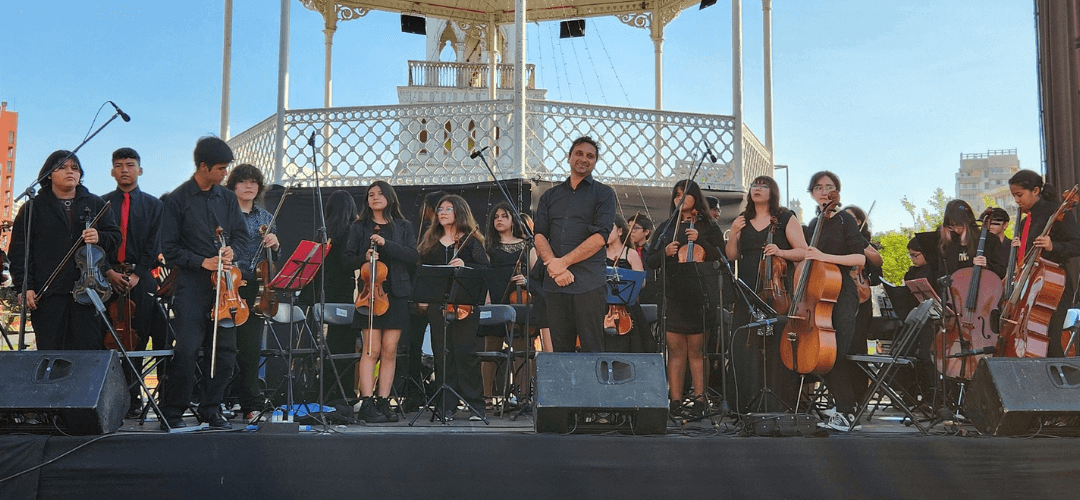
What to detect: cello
<box><xmin>934</xmin><ymin>209</ymin><xmax>1002</xmax><ymax>379</ymax></box>
<box><xmin>997</xmin><ymin>185</ymin><xmax>1080</xmax><ymax>358</ymax></box>
<box><xmin>779</xmin><ymin>192</ymin><xmax>841</xmax><ymax>375</ymax></box>
<box><xmin>757</xmin><ymin>215</ymin><xmax>791</xmax><ymax>313</ymax></box>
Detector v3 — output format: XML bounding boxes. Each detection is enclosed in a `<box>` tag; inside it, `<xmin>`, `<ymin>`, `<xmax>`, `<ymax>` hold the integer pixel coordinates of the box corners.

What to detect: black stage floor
<box><xmin>2</xmin><ymin>408</ymin><xmax>1080</xmax><ymax>499</ymax></box>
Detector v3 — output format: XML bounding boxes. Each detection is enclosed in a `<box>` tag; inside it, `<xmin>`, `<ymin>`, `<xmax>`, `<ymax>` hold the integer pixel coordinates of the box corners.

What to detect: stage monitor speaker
<box><xmin>0</xmin><ymin>350</ymin><xmax>127</xmax><ymax>435</ymax></box>
<box><xmin>535</xmin><ymin>353</ymin><xmax>667</xmax><ymax>434</ymax></box>
<box><xmin>401</xmin><ymin>15</ymin><xmax>426</xmax><ymax>35</ymax></box>
<box><xmin>964</xmin><ymin>357</ymin><xmax>1080</xmax><ymax>436</ymax></box>
<box><xmin>559</xmin><ymin>19</ymin><xmax>586</xmax><ymax>39</ymax></box>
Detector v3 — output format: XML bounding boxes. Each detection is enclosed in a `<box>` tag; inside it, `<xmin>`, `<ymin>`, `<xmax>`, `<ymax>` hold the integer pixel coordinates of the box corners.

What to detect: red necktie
<box><xmin>117</xmin><ymin>192</ymin><xmax>130</xmax><ymax>263</ymax></box>
<box><xmin>1017</xmin><ymin>214</ymin><xmax>1031</xmax><ymax>264</ymax></box>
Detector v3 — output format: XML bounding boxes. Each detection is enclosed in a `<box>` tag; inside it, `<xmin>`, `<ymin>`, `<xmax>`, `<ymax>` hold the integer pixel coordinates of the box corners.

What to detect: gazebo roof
<box><xmin>302</xmin><ymin>0</ymin><xmax>702</xmax><ymax>27</ymax></box>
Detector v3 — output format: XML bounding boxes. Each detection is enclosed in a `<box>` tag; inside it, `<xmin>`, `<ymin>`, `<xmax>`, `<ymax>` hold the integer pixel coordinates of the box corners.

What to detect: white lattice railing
<box><xmin>227</xmin><ymin>99</ymin><xmax>772</xmax><ymax>191</ymax></box>
<box><xmin>407</xmin><ymin>60</ymin><xmax>536</xmax><ymax>90</ymax></box>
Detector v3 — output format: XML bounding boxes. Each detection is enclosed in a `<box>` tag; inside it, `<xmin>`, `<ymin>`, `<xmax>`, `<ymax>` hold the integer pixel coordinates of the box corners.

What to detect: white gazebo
<box><xmin>223</xmin><ymin>0</ymin><xmax>777</xmax><ymax>206</ymax></box>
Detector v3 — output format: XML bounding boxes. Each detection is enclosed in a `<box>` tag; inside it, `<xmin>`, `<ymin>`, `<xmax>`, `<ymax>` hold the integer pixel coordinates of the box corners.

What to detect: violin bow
<box><xmin>248</xmin><ymin>186</ymin><xmax>293</xmax><ymax>269</ymax></box>
<box><xmin>211</xmin><ymin>226</ymin><xmax>226</xmax><ymax>378</ymax></box>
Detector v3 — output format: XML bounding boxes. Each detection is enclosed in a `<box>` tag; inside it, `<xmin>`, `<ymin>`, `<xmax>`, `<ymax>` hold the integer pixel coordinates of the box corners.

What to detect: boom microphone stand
<box><xmin>14</xmin><ymin>103</ymin><xmax>128</xmax><ymax>350</ymax></box>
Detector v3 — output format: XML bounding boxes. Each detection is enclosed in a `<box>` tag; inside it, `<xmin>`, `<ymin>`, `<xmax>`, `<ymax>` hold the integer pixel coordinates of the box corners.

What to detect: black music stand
<box><xmin>266</xmin><ymin>240</ymin><xmax>328</xmax><ymax>422</ymax></box>
<box><xmin>605</xmin><ymin>267</ymin><xmax>645</xmax><ymax>335</ymax></box>
<box><xmin>408</xmin><ymin>265</ymin><xmax>488</xmax><ymax>425</ymax></box>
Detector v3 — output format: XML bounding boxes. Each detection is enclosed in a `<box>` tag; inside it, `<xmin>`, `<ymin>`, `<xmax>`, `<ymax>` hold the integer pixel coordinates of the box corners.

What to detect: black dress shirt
<box><xmin>159</xmin><ymin>178</ymin><xmax>249</xmax><ymax>272</ymax></box>
<box><xmin>103</xmin><ymin>186</ymin><xmax>163</xmax><ymax>272</ymax></box>
<box><xmin>1017</xmin><ymin>197</ymin><xmax>1080</xmax><ymax>268</ymax></box>
<box><xmin>533</xmin><ymin>175</ymin><xmax>616</xmax><ymax>294</ymax></box>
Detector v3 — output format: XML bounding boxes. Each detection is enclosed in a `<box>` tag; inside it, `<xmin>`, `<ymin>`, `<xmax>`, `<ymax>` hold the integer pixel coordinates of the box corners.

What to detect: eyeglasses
<box><xmin>631</xmin><ymin>226</ymin><xmax>644</xmax><ymax>232</ymax></box>
<box><xmin>989</xmin><ymin>221</ymin><xmax>1005</xmax><ymax>226</ymax></box>
<box><xmin>908</xmin><ymin>252</ymin><xmax>923</xmax><ymax>259</ymax></box>
<box><xmin>437</xmin><ymin>207</ymin><xmax>454</xmax><ymax>213</ymax></box>
<box><xmin>812</xmin><ymin>185</ymin><xmax>836</xmax><ymax>193</ymax></box>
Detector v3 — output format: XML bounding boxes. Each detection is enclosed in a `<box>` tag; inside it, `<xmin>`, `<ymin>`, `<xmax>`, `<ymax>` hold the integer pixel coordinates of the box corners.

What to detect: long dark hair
<box><xmin>484</xmin><ymin>202</ymin><xmax>524</xmax><ymax>251</ymax></box>
<box><xmin>743</xmin><ymin>175</ymin><xmax>782</xmax><ymax>220</ymax></box>
<box><xmin>38</xmin><ymin>150</ymin><xmax>83</xmax><ymax>190</ymax></box>
<box><xmin>669</xmin><ymin>179</ymin><xmax>712</xmax><ymax>220</ymax></box>
<box><xmin>940</xmin><ymin>199</ymin><xmax>979</xmax><ymax>257</ymax></box>
<box><xmin>1009</xmin><ymin>169</ymin><xmax>1059</xmax><ymax>203</ymax></box>
<box><xmin>418</xmin><ymin>195</ymin><xmax>484</xmax><ymax>257</ymax></box>
<box><xmin>325</xmin><ymin>190</ymin><xmax>359</xmax><ymax>242</ymax></box>
<box><xmin>359</xmin><ymin>180</ymin><xmax>405</xmax><ymax>222</ymax></box>
<box><xmin>843</xmin><ymin>205</ymin><xmax>871</xmax><ymax>241</ymax></box>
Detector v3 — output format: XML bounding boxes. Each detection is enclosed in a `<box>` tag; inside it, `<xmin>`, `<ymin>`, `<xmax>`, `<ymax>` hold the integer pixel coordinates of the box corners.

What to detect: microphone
<box><xmin>703</xmin><ymin>143</ymin><xmax>717</xmax><ymax>163</ymax></box>
<box><xmin>740</xmin><ymin>315</ymin><xmax>788</xmax><ymax>331</ymax></box>
<box><xmin>945</xmin><ymin>346</ymin><xmax>996</xmax><ymax>358</ymax></box>
<box><xmin>470</xmin><ymin>146</ymin><xmax>490</xmax><ymax>159</ymax></box>
<box><xmin>108</xmin><ymin>101</ymin><xmax>131</xmax><ymax>122</ymax></box>
<box><xmin>308</xmin><ymin>131</ymin><xmax>316</xmax><ymax>147</ymax></box>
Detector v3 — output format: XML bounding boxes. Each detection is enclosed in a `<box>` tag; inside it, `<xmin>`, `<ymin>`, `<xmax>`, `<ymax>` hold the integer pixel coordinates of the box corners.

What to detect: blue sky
<box><xmin>0</xmin><ymin>0</ymin><xmax>1040</xmax><ymax>233</ymax></box>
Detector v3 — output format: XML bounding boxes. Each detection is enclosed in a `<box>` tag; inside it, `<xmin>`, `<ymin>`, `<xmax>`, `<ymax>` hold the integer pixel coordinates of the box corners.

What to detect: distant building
<box><xmin>0</xmin><ymin>101</ymin><xmax>16</xmax><ymax>251</ymax></box>
<box><xmin>956</xmin><ymin>149</ymin><xmax>1020</xmax><ymax>214</ymax></box>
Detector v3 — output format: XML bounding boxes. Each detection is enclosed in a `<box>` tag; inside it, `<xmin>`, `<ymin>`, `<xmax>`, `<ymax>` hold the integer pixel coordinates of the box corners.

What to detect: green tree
<box><xmin>901</xmin><ymin>188</ymin><xmax>950</xmax><ymax>232</ymax></box>
<box><xmin>875</xmin><ymin>230</ymin><xmax>914</xmax><ymax>285</ymax></box>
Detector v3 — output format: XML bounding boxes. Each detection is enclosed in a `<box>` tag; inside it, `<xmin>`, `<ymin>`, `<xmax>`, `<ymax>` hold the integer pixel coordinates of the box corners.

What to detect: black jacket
<box><xmin>1020</xmin><ymin>197</ymin><xmax>1080</xmax><ymax>268</ymax></box>
<box><xmin>10</xmin><ymin>185</ymin><xmax>122</xmax><ymax>299</ymax></box>
<box><xmin>345</xmin><ymin>218</ymin><xmax>420</xmax><ymax>298</ymax></box>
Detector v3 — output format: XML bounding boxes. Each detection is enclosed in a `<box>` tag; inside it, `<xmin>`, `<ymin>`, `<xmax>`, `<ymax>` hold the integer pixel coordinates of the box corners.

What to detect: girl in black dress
<box><xmin>937</xmin><ymin>199</ymin><xmax>1006</xmax><ymax>280</ymax></box>
<box><xmin>604</xmin><ymin>214</ymin><xmax>649</xmax><ymax>353</ymax></box>
<box><xmin>418</xmin><ymin>195</ymin><xmax>490</xmax><ymax>420</ymax></box>
<box><xmin>645</xmin><ymin>180</ymin><xmax>725</xmax><ymax>417</ymax></box>
<box><xmin>724</xmin><ymin>175</ymin><xmax>807</xmax><ymax>413</ymax></box>
<box><xmin>345</xmin><ymin>181</ymin><xmax>419</xmax><ymax>423</ymax></box>
<box><xmin>482</xmin><ymin>201</ymin><xmax>536</xmax><ymax>405</ymax></box>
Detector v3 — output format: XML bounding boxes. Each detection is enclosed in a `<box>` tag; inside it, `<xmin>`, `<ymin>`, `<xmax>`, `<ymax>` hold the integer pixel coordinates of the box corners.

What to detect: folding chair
<box><xmin>474</xmin><ymin>304</ymin><xmax>516</xmax><ymax>416</ymax></box>
<box><xmin>311</xmin><ymin>303</ymin><xmax>363</xmax><ymax>405</ymax></box>
<box><xmin>262</xmin><ymin>304</ymin><xmax>321</xmax><ymax>414</ymax></box>
<box><xmin>847</xmin><ymin>298</ymin><xmax>938</xmax><ymax>433</ymax></box>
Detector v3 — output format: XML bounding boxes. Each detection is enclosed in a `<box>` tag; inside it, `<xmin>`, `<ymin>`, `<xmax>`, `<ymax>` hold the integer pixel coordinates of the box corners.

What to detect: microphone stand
<box><xmin>472</xmin><ymin>148</ymin><xmax>536</xmax><ymax>418</ymax></box>
<box><xmin>14</xmin><ymin>108</ymin><xmax>125</xmax><ymax>350</ymax></box>
<box><xmin>308</xmin><ymin>130</ymin><xmax>332</xmax><ymax>429</ymax></box>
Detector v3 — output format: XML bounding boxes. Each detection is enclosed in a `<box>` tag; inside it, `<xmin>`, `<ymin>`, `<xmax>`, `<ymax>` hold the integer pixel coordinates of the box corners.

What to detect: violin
<box><xmin>934</xmin><ymin>209</ymin><xmax>1002</xmax><ymax>379</ymax></box>
<box><xmin>998</xmin><ymin>185</ymin><xmax>1080</xmax><ymax>358</ymax></box>
<box><xmin>757</xmin><ymin>215</ymin><xmax>791</xmax><ymax>313</ymax></box>
<box><xmin>252</xmin><ymin>188</ymin><xmax>290</xmax><ymax>317</ymax></box>
<box><xmin>210</xmin><ymin>226</ymin><xmax>248</xmax><ymax>377</ymax></box>
<box><xmin>677</xmin><ymin>210</ymin><xmax>706</xmax><ymax>263</ymax></box>
<box><xmin>355</xmin><ymin>225</ymin><xmax>390</xmax><ymax>317</ymax></box>
<box><xmin>852</xmin><ymin>202</ymin><xmax>875</xmax><ymax>304</ymax></box>
<box><xmin>779</xmin><ymin>192</ymin><xmax>841</xmax><ymax>375</ymax></box>
<box><xmin>507</xmin><ymin>258</ymin><xmax>532</xmax><ymax>305</ymax></box>
<box><xmin>604</xmin><ymin>305</ymin><xmax>633</xmax><ymax>335</ymax></box>
<box><xmin>73</xmin><ymin>207</ymin><xmax>114</xmax><ymax>306</ymax></box>
<box><xmin>445</xmin><ymin>230</ymin><xmax>476</xmax><ymax>320</ymax></box>
<box><xmin>105</xmin><ymin>263</ymin><xmax>139</xmax><ymax>351</ymax></box>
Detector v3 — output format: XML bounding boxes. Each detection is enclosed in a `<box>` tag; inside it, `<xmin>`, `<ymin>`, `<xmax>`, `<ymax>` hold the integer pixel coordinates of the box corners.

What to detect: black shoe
<box><xmin>201</xmin><ymin>412</ymin><xmax>233</xmax><ymax>430</ymax></box>
<box><xmin>160</xmin><ymin>417</ymin><xmax>186</xmax><ymax>431</ymax></box>
<box><xmin>127</xmin><ymin>397</ymin><xmax>144</xmax><ymax>419</ymax></box>
<box><xmin>376</xmin><ymin>397</ymin><xmax>399</xmax><ymax>423</ymax></box>
<box><xmin>356</xmin><ymin>397</ymin><xmax>388</xmax><ymax>423</ymax></box>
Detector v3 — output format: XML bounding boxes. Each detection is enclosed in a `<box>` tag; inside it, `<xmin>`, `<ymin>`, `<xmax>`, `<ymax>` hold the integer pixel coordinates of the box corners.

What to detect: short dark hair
<box><xmin>990</xmin><ymin>207</ymin><xmax>1010</xmax><ymax>223</ymax></box>
<box><xmin>628</xmin><ymin>212</ymin><xmax>652</xmax><ymax>232</ymax></box>
<box><xmin>569</xmin><ymin>136</ymin><xmax>601</xmax><ymax>157</ymax></box>
<box><xmin>193</xmin><ymin>136</ymin><xmax>234</xmax><ymax>169</ymax></box>
<box><xmin>226</xmin><ymin>163</ymin><xmax>265</xmax><ymax>202</ymax></box>
<box><xmin>907</xmin><ymin>237</ymin><xmax>921</xmax><ymax>252</ymax></box>
<box><xmin>111</xmin><ymin>147</ymin><xmax>140</xmax><ymax>163</ymax></box>
<box><xmin>807</xmin><ymin>171</ymin><xmax>841</xmax><ymax>193</ymax></box>
<box><xmin>706</xmin><ymin>196</ymin><xmax>721</xmax><ymax>211</ymax></box>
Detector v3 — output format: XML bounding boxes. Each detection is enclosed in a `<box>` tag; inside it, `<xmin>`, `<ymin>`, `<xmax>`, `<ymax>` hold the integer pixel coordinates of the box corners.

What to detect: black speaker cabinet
<box><xmin>964</xmin><ymin>357</ymin><xmax>1080</xmax><ymax>436</ymax></box>
<box><xmin>0</xmin><ymin>350</ymin><xmax>128</xmax><ymax>435</ymax></box>
<box><xmin>535</xmin><ymin>353</ymin><xmax>667</xmax><ymax>434</ymax></box>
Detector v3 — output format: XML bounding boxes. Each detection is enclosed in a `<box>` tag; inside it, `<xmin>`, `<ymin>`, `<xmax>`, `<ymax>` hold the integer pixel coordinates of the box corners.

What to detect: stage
<box><xmin>2</xmin><ymin>408</ymin><xmax>1079</xmax><ymax>499</ymax></box>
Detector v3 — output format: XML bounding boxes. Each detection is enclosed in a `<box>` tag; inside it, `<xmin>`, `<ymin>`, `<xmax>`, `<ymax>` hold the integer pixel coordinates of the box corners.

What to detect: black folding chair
<box><xmin>311</xmin><ymin>303</ymin><xmax>363</xmax><ymax>405</ymax></box>
<box><xmin>475</xmin><ymin>304</ymin><xmax>517</xmax><ymax>416</ymax></box>
<box><xmin>847</xmin><ymin>298</ymin><xmax>938</xmax><ymax>434</ymax></box>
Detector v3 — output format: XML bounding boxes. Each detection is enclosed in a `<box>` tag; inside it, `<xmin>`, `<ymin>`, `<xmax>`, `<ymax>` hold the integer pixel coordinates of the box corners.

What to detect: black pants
<box><xmin>32</xmin><ymin>293</ymin><xmax>103</xmax><ymax>351</ymax></box>
<box><xmin>427</xmin><ymin>308</ymin><xmax>484</xmax><ymax>416</ymax></box>
<box><xmin>546</xmin><ymin>286</ymin><xmax>606</xmax><ymax>353</ymax></box>
<box><xmin>232</xmin><ymin>282</ymin><xmax>265</xmax><ymax>413</ymax></box>
<box><xmin>399</xmin><ymin>309</ymin><xmax>430</xmax><ymax>400</ymax></box>
<box><xmin>161</xmin><ymin>269</ymin><xmax>238</xmax><ymax>420</ymax></box>
<box><xmin>823</xmin><ymin>276</ymin><xmax>861</xmax><ymax>415</ymax></box>
<box><xmin>113</xmin><ymin>268</ymin><xmax>166</xmax><ymax>401</ymax></box>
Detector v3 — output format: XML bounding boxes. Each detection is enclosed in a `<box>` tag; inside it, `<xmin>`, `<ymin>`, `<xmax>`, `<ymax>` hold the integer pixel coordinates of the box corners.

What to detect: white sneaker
<box><xmin>823</xmin><ymin>413</ymin><xmax>859</xmax><ymax>432</ymax></box>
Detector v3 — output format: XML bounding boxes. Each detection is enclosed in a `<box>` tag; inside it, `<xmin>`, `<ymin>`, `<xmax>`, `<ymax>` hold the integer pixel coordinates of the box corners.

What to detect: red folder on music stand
<box><xmin>271</xmin><ymin>240</ymin><xmax>330</xmax><ymax>291</ymax></box>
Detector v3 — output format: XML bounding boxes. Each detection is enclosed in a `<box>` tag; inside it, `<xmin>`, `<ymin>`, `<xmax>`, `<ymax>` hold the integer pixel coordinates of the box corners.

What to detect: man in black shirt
<box><xmin>158</xmin><ymin>137</ymin><xmax>249</xmax><ymax>430</ymax></box>
<box><xmin>533</xmin><ymin>136</ymin><xmax>616</xmax><ymax>352</ymax></box>
<box><xmin>103</xmin><ymin>147</ymin><xmax>165</xmax><ymax>416</ymax></box>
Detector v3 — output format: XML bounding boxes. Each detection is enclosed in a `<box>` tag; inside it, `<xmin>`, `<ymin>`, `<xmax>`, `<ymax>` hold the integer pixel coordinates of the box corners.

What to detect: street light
<box><xmin>773</xmin><ymin>164</ymin><xmax>789</xmax><ymax>208</ymax></box>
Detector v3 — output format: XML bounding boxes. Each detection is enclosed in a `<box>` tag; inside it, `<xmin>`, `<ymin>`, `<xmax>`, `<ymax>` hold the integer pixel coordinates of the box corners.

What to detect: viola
<box><xmin>757</xmin><ymin>215</ymin><xmax>791</xmax><ymax>313</ymax></box>
<box><xmin>211</xmin><ymin>227</ymin><xmax>249</xmax><ymax>327</ymax></box>
<box><xmin>37</xmin><ymin>202</ymin><xmax>111</xmax><ymax>300</ymax></box>
<box><xmin>779</xmin><ymin>192</ymin><xmax>841</xmax><ymax>375</ymax></box>
<box><xmin>998</xmin><ymin>185</ymin><xmax>1080</xmax><ymax>358</ymax></box>
<box><xmin>73</xmin><ymin>207</ymin><xmax>114</xmax><ymax>307</ymax></box>
<box><xmin>677</xmin><ymin>210</ymin><xmax>706</xmax><ymax>263</ymax></box>
<box><xmin>105</xmin><ymin>263</ymin><xmax>139</xmax><ymax>351</ymax></box>
<box><xmin>355</xmin><ymin>225</ymin><xmax>390</xmax><ymax>317</ymax></box>
<box><xmin>445</xmin><ymin>230</ymin><xmax>477</xmax><ymax>320</ymax></box>
<box><xmin>934</xmin><ymin>209</ymin><xmax>1002</xmax><ymax>379</ymax></box>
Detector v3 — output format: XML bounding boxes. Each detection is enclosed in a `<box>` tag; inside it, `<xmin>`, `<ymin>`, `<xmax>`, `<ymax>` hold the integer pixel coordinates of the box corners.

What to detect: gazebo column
<box><xmin>513</xmin><ymin>0</ymin><xmax>527</xmax><ymax>178</ymax></box>
<box><xmin>652</xmin><ymin>15</ymin><xmax>664</xmax><ymax>179</ymax></box>
<box><xmin>732</xmin><ymin>0</ymin><xmax>743</xmax><ymax>182</ymax></box>
<box><xmin>220</xmin><ymin>0</ymin><xmax>232</xmax><ymax>140</ymax></box>
<box><xmin>762</xmin><ymin>0</ymin><xmax>773</xmax><ymax>160</ymax></box>
<box><xmin>273</xmin><ymin>0</ymin><xmax>291</xmax><ymax>183</ymax></box>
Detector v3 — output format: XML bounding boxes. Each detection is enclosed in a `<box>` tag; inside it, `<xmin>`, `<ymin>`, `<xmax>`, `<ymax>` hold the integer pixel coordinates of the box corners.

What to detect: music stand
<box><xmin>268</xmin><ymin>240</ymin><xmax>328</xmax><ymax>421</ymax></box>
<box><xmin>408</xmin><ymin>265</ymin><xmax>489</xmax><ymax>425</ymax></box>
<box><xmin>605</xmin><ymin>267</ymin><xmax>645</xmax><ymax>335</ymax></box>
